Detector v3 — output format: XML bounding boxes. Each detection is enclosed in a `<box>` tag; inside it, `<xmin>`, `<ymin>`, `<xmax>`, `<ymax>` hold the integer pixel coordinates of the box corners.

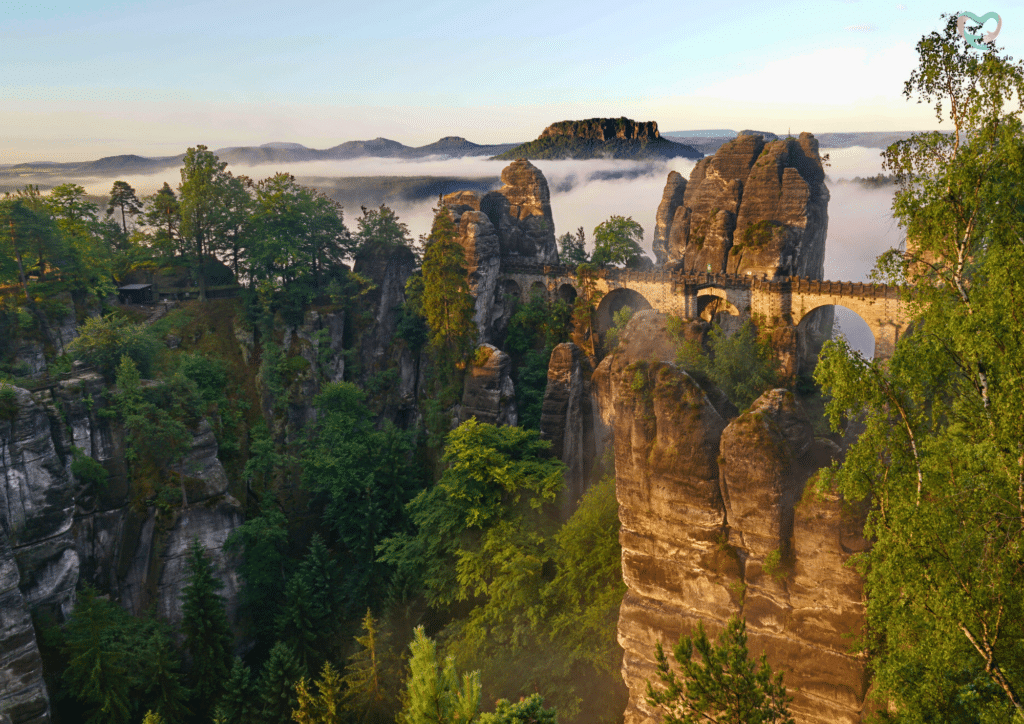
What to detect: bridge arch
<box><xmin>796</xmin><ymin>304</ymin><xmax>874</xmax><ymax>375</ymax></box>
<box><xmin>501</xmin><ymin>279</ymin><xmax>522</xmax><ymax>302</ymax></box>
<box><xmin>595</xmin><ymin>288</ymin><xmax>653</xmax><ymax>333</ymax></box>
<box><xmin>557</xmin><ymin>283</ymin><xmax>577</xmax><ymax>306</ymax></box>
<box><xmin>529</xmin><ymin>281</ymin><xmax>547</xmax><ymax>300</ymax></box>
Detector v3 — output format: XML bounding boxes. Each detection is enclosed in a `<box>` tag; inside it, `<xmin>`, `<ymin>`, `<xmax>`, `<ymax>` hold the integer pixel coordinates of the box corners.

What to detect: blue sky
<box><xmin>2</xmin><ymin>0</ymin><xmax>1021</xmax><ymax>161</ymax></box>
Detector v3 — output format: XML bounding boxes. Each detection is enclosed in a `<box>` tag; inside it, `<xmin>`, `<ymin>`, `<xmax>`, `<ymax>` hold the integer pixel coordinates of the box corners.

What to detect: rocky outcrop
<box><xmin>664</xmin><ymin>132</ymin><xmax>829</xmax><ymax>280</ymax></box>
<box><xmin>0</xmin><ymin>387</ymin><xmax>78</xmax><ymax>621</ymax></box>
<box><xmin>481</xmin><ymin>160</ymin><xmax>560</xmax><ymax>265</ymax></box>
<box><xmin>539</xmin><ymin>343</ymin><xmax>596</xmax><ymax>518</ymax></box>
<box><xmin>494</xmin><ymin>119</ymin><xmax>702</xmax><ymax>161</ymax></box>
<box><xmin>442</xmin><ymin>192</ymin><xmax>506</xmax><ymax>344</ymax></box>
<box><xmin>596</xmin><ymin>314</ymin><xmax>867</xmax><ymax>724</ymax></box>
<box><xmin>652</xmin><ymin>171</ymin><xmax>687</xmax><ymax>266</ymax></box>
<box><xmin>0</xmin><ymin>526</ymin><xmax>49</xmax><ymax>724</ymax></box>
<box><xmin>353</xmin><ymin>245</ymin><xmax>416</xmax><ymax>384</ymax></box>
<box><xmin>459</xmin><ymin>345</ymin><xmax>517</xmax><ymax>427</ymax></box>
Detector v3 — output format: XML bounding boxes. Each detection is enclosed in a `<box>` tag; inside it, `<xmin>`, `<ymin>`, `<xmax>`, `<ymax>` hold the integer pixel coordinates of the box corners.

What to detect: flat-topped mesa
<box><xmin>662</xmin><ymin>132</ymin><xmax>829</xmax><ymax>280</ymax></box>
<box><xmin>539</xmin><ymin>118</ymin><xmax>661</xmax><ymax>142</ymax></box>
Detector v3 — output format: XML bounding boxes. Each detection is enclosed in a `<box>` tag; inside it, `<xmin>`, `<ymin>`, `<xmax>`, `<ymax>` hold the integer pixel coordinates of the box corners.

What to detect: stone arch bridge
<box><xmin>500</xmin><ymin>262</ymin><xmax>911</xmax><ymax>360</ymax></box>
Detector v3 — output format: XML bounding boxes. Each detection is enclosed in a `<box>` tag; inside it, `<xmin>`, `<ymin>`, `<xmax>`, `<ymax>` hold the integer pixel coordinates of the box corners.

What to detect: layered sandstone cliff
<box><xmin>495</xmin><ymin>119</ymin><xmax>702</xmax><ymax>161</ymax></box>
<box><xmin>662</xmin><ymin>132</ymin><xmax>829</xmax><ymax>280</ymax></box>
<box><xmin>594</xmin><ymin>312</ymin><xmax>867</xmax><ymax>724</ymax></box>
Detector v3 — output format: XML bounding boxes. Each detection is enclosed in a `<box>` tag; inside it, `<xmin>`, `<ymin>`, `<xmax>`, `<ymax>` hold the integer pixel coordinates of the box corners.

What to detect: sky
<box><xmin>3</xmin><ymin>0</ymin><xmax>1023</xmax><ymax>162</ymax></box>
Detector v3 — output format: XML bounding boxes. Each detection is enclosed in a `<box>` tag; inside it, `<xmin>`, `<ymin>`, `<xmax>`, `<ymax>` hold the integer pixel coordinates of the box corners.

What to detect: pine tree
<box><xmin>292</xmin><ymin>662</ymin><xmax>345</xmax><ymax>724</ymax></box>
<box><xmin>401</xmin><ymin>627</ymin><xmax>480</xmax><ymax>724</ymax></box>
<box><xmin>215</xmin><ymin>657</ymin><xmax>257</xmax><ymax>724</ymax></box>
<box><xmin>259</xmin><ymin>641</ymin><xmax>304</xmax><ymax>724</ymax></box>
<box><xmin>276</xmin><ymin>574</ymin><xmax>321</xmax><ymax>674</ymax></box>
<box><xmin>341</xmin><ymin>610</ymin><xmax>399</xmax><ymax>724</ymax></box>
<box><xmin>421</xmin><ymin>207</ymin><xmax>477</xmax><ymax>374</ymax></box>
<box><xmin>137</xmin><ymin>619</ymin><xmax>191</xmax><ymax>722</ymax></box>
<box><xmin>181</xmin><ymin>538</ymin><xmax>233</xmax><ymax>719</ymax></box>
<box><xmin>106</xmin><ymin>180</ymin><xmax>144</xmax><ymax>236</ymax></box>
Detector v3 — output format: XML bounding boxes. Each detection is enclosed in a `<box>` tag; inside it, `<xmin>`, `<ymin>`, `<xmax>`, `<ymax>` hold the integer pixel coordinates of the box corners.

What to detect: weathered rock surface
<box><xmin>665</xmin><ymin>132</ymin><xmax>829</xmax><ymax>281</ymax></box>
<box><xmin>0</xmin><ymin>387</ymin><xmax>78</xmax><ymax>620</ymax></box>
<box><xmin>495</xmin><ymin>119</ymin><xmax>702</xmax><ymax>161</ymax></box>
<box><xmin>353</xmin><ymin>245</ymin><xmax>416</xmax><ymax>383</ymax></box>
<box><xmin>539</xmin><ymin>343</ymin><xmax>595</xmax><ymax>518</ymax></box>
<box><xmin>0</xmin><ymin>526</ymin><xmax>49</xmax><ymax>724</ymax></box>
<box><xmin>539</xmin><ymin>118</ymin><xmax>662</xmax><ymax>142</ymax></box>
<box><xmin>443</xmin><ymin>192</ymin><xmax>505</xmax><ymax>344</ymax></box>
<box><xmin>459</xmin><ymin>345</ymin><xmax>517</xmax><ymax>427</ymax></box>
<box><xmin>652</xmin><ymin>171</ymin><xmax>687</xmax><ymax>266</ymax></box>
<box><xmin>598</xmin><ymin>314</ymin><xmax>867</xmax><ymax>724</ymax></box>
<box><xmin>481</xmin><ymin>160</ymin><xmax>559</xmax><ymax>265</ymax></box>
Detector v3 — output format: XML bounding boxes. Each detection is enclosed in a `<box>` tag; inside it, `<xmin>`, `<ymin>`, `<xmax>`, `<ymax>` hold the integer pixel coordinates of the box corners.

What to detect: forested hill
<box><xmin>493</xmin><ymin>118</ymin><xmax>702</xmax><ymax>160</ymax></box>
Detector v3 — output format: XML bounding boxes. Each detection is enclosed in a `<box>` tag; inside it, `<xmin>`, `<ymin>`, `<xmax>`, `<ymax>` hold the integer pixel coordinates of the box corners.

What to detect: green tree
<box><xmin>814</xmin><ymin>14</ymin><xmax>1024</xmax><ymax>722</ymax></box>
<box><xmin>276</xmin><ymin>534</ymin><xmax>344</xmax><ymax>672</ymax></box>
<box><xmin>377</xmin><ymin>419</ymin><xmax>564</xmax><ymax>608</ymax></box>
<box><xmin>259</xmin><ymin>641</ymin><xmax>305</xmax><ymax>724</ymax></box>
<box><xmin>557</xmin><ymin>227</ymin><xmax>589</xmax><ymax>269</ymax></box>
<box><xmin>569</xmin><ymin>264</ymin><xmax>604</xmax><ymax>357</ymax></box>
<box><xmin>400</xmin><ymin>627</ymin><xmax>481</xmax><ymax>724</ymax></box>
<box><xmin>0</xmin><ymin>195</ymin><xmax>61</xmax><ymax>300</ymax></box>
<box><xmin>182</xmin><ymin>539</ymin><xmax>233</xmax><ymax>718</ymax></box>
<box><xmin>178</xmin><ymin>145</ymin><xmax>238</xmax><ymax>300</ymax></box>
<box><xmin>136</xmin><ymin>618</ymin><xmax>191</xmax><ymax>722</ymax></box>
<box><xmin>646</xmin><ymin>617</ymin><xmax>794</xmax><ymax>724</ymax></box>
<box><xmin>591</xmin><ymin>215</ymin><xmax>644</xmax><ymax>268</ymax></box>
<box><xmin>477</xmin><ymin>695</ymin><xmax>558</xmax><ymax>724</ymax></box>
<box><xmin>603</xmin><ymin>305</ymin><xmax>634</xmax><ymax>352</ymax></box>
<box><xmin>341</xmin><ymin>610</ymin><xmax>401</xmax><ymax>724</ymax></box>
<box><xmin>354</xmin><ymin>204</ymin><xmax>412</xmax><ymax>255</ymax></box>
<box><xmin>421</xmin><ymin>207</ymin><xmax>477</xmax><ymax>373</ymax></box>
<box><xmin>292</xmin><ymin>662</ymin><xmax>345</xmax><ymax>724</ymax></box>
<box><xmin>675</xmin><ymin>319</ymin><xmax>779</xmax><ymax>410</ymax></box>
<box><xmin>60</xmin><ymin>587</ymin><xmax>134</xmax><ymax>724</ymax></box>
<box><xmin>67</xmin><ymin>313</ymin><xmax>160</xmax><ymax>379</ymax></box>
<box><xmin>144</xmin><ymin>182</ymin><xmax>181</xmax><ymax>258</ymax></box>
<box><xmin>215</xmin><ymin>657</ymin><xmax>258</xmax><ymax>724</ymax></box>
<box><xmin>107</xmin><ymin>180</ymin><xmax>144</xmax><ymax>237</ymax></box>
<box><xmin>224</xmin><ymin>500</ymin><xmax>289</xmax><ymax>646</ymax></box>
<box><xmin>301</xmin><ymin>382</ymin><xmax>419</xmax><ymax>612</ymax></box>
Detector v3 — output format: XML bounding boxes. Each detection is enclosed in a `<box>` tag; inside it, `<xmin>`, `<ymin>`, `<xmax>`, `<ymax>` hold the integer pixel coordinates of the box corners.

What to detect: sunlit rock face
<box><xmin>481</xmin><ymin>160</ymin><xmax>560</xmax><ymax>266</ymax></box>
<box><xmin>663</xmin><ymin>132</ymin><xmax>829</xmax><ymax>281</ymax></box>
<box><xmin>539</xmin><ymin>343</ymin><xmax>596</xmax><ymax>519</ymax></box>
<box><xmin>595</xmin><ymin>313</ymin><xmax>869</xmax><ymax>724</ymax></box>
<box><xmin>443</xmin><ymin>192</ymin><xmax>503</xmax><ymax>344</ymax></box>
<box><xmin>460</xmin><ymin>344</ymin><xmax>517</xmax><ymax>428</ymax></box>
<box><xmin>652</xmin><ymin>171</ymin><xmax>687</xmax><ymax>266</ymax></box>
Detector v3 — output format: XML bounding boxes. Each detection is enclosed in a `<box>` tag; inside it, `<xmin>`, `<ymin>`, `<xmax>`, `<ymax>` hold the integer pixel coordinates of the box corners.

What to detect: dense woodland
<box><xmin>3</xmin><ymin>13</ymin><xmax>1024</xmax><ymax>724</ymax></box>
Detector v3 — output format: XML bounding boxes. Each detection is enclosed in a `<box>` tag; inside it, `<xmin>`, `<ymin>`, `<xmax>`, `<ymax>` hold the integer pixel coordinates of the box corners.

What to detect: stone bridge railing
<box><xmin>499</xmin><ymin>261</ymin><xmax>911</xmax><ymax>360</ymax></box>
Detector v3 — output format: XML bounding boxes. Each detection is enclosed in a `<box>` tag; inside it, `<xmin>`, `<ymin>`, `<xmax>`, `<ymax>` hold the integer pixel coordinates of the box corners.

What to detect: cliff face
<box><xmin>664</xmin><ymin>132</ymin><xmax>829</xmax><ymax>280</ymax></box>
<box><xmin>594</xmin><ymin>313</ymin><xmax>867</xmax><ymax>724</ymax></box>
<box><xmin>495</xmin><ymin>118</ymin><xmax>702</xmax><ymax>161</ymax></box>
<box><xmin>481</xmin><ymin>160</ymin><xmax>560</xmax><ymax>266</ymax></box>
<box><xmin>540</xmin><ymin>118</ymin><xmax>661</xmax><ymax>142</ymax></box>
<box><xmin>652</xmin><ymin>171</ymin><xmax>687</xmax><ymax>266</ymax></box>
<box><xmin>459</xmin><ymin>345</ymin><xmax>517</xmax><ymax>427</ymax></box>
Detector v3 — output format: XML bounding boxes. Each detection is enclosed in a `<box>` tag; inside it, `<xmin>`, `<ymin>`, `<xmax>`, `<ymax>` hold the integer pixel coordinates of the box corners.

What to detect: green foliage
<box><xmin>106</xmin><ymin>180</ymin><xmax>144</xmax><ymax>237</ymax></box>
<box><xmin>591</xmin><ymin>215</ymin><xmax>645</xmax><ymax>268</ymax></box>
<box><xmin>293</xmin><ymin>662</ymin><xmax>345</xmax><ymax>724</ymax></box>
<box><xmin>505</xmin><ymin>292</ymin><xmax>571</xmax><ymax>358</ymax></box>
<box><xmin>570</xmin><ymin>264</ymin><xmax>604</xmax><ymax>357</ymax></box>
<box><xmin>740</xmin><ymin>220</ymin><xmax>783</xmax><ymax>249</ymax></box>
<box><xmin>675</xmin><ymin>319</ymin><xmax>778</xmax><ymax>410</ymax></box>
<box><xmin>302</xmin><ymin>382</ymin><xmax>421</xmax><ymax>612</ymax></box>
<box><xmin>224</xmin><ymin>498</ymin><xmax>289</xmax><ymax>646</ymax></box>
<box><xmin>400</xmin><ymin>626</ymin><xmax>481</xmax><ymax>724</ymax></box>
<box><xmin>444</xmin><ymin>474</ymin><xmax>627</xmax><ymax>724</ymax></box>
<box><xmin>259</xmin><ymin>641</ymin><xmax>305</xmax><ymax>724</ymax></box>
<box><xmin>557</xmin><ymin>227</ymin><xmax>589</xmax><ymax>269</ymax></box>
<box><xmin>646</xmin><ymin>616</ymin><xmax>794</xmax><ymax>724</ymax></box>
<box><xmin>477</xmin><ymin>695</ymin><xmax>558</xmax><ymax>724</ymax></box>
<box><xmin>275</xmin><ymin>534</ymin><xmax>344</xmax><ymax>673</ymax></box>
<box><xmin>61</xmin><ymin>587</ymin><xmax>190</xmax><ymax>724</ymax></box>
<box><xmin>514</xmin><ymin>348</ymin><xmax>552</xmax><ymax>431</ymax></box>
<box><xmin>603</xmin><ymin>305</ymin><xmax>634</xmax><ymax>352</ymax></box>
<box><xmin>0</xmin><ymin>384</ymin><xmax>18</xmax><ymax>421</ymax></box>
<box><xmin>178</xmin><ymin>352</ymin><xmax>228</xmax><ymax>403</ymax></box>
<box><xmin>812</xmin><ymin>15</ymin><xmax>1024</xmax><ymax>723</ymax></box>
<box><xmin>67</xmin><ymin>313</ymin><xmax>160</xmax><ymax>379</ymax></box>
<box><xmin>182</xmin><ymin>539</ymin><xmax>233</xmax><ymax>718</ymax></box>
<box><xmin>215</xmin><ymin>657</ymin><xmax>257</xmax><ymax>724</ymax></box>
<box><xmin>421</xmin><ymin>207</ymin><xmax>477</xmax><ymax>374</ymax></box>
<box><xmin>354</xmin><ymin>204</ymin><xmax>412</xmax><ymax>255</ymax></box>
<box><xmin>70</xmin><ymin>446</ymin><xmax>107</xmax><ymax>492</ymax></box>
<box><xmin>342</xmin><ymin>609</ymin><xmax>402</xmax><ymax>724</ymax></box>
<box><xmin>378</xmin><ymin>419</ymin><xmax>564</xmax><ymax>607</ymax></box>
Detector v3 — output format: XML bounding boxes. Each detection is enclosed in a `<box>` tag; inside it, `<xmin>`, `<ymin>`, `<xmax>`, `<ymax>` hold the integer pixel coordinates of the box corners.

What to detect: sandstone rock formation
<box><xmin>442</xmin><ymin>192</ymin><xmax>505</xmax><ymax>344</ymax></box>
<box><xmin>595</xmin><ymin>313</ymin><xmax>867</xmax><ymax>724</ymax></box>
<box><xmin>495</xmin><ymin>119</ymin><xmax>702</xmax><ymax>161</ymax></box>
<box><xmin>480</xmin><ymin>160</ymin><xmax>560</xmax><ymax>266</ymax></box>
<box><xmin>664</xmin><ymin>132</ymin><xmax>829</xmax><ymax>280</ymax></box>
<box><xmin>0</xmin><ymin>526</ymin><xmax>49</xmax><ymax>724</ymax></box>
<box><xmin>459</xmin><ymin>345</ymin><xmax>517</xmax><ymax>427</ymax></box>
<box><xmin>539</xmin><ymin>343</ymin><xmax>596</xmax><ymax>519</ymax></box>
<box><xmin>652</xmin><ymin>171</ymin><xmax>687</xmax><ymax>266</ymax></box>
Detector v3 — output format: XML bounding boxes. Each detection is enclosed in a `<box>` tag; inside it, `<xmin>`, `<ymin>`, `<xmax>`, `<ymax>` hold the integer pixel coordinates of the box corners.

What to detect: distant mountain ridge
<box><xmin>663</xmin><ymin>130</ymin><xmax>926</xmax><ymax>155</ymax></box>
<box><xmin>0</xmin><ymin>137</ymin><xmax>522</xmax><ymax>178</ymax></box>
